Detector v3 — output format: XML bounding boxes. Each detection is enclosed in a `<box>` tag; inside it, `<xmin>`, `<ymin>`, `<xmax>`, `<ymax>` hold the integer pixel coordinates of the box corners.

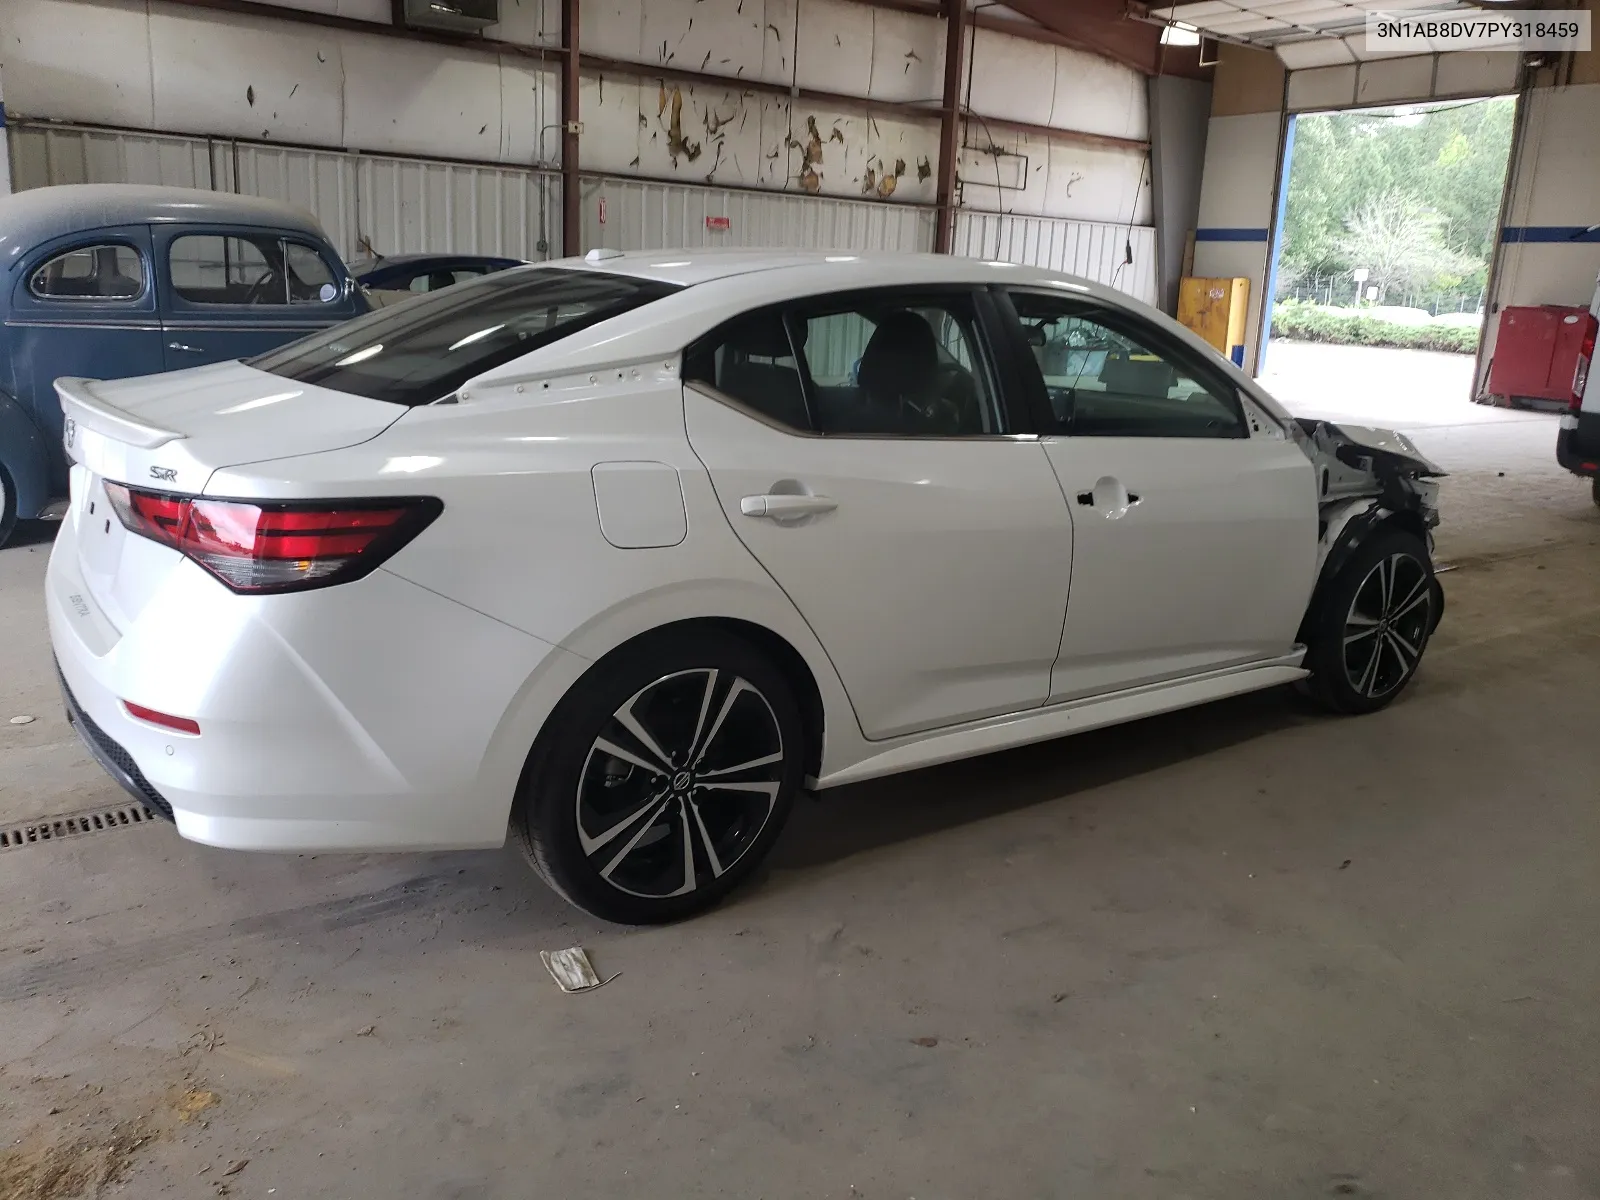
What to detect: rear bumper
<box><xmin>59</xmin><ymin>665</ymin><xmax>175</xmax><ymax>821</ymax></box>
<box><xmin>47</xmin><ymin>512</ymin><xmax>574</xmax><ymax>853</ymax></box>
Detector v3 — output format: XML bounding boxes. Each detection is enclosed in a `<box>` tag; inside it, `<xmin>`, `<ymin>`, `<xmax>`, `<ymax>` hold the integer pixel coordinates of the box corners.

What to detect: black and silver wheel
<box><xmin>513</xmin><ymin>629</ymin><xmax>805</xmax><ymax>924</ymax></box>
<box><xmin>1303</xmin><ymin>527</ymin><xmax>1437</xmax><ymax>715</ymax></box>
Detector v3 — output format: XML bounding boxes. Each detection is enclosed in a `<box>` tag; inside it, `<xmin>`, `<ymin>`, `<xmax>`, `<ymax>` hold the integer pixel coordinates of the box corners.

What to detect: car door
<box><xmin>5</xmin><ymin>228</ymin><xmax>163</xmax><ymax>493</ymax></box>
<box><xmin>156</xmin><ymin>227</ymin><xmax>357</xmax><ymax>369</ymax></box>
<box><xmin>682</xmin><ymin>287</ymin><xmax>1075</xmax><ymax>741</ymax></box>
<box><xmin>997</xmin><ymin>287</ymin><xmax>1318</xmax><ymax>703</ymax></box>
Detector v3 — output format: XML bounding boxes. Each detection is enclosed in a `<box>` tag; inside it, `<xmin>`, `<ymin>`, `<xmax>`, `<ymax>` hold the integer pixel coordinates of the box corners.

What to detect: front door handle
<box><xmin>167</xmin><ymin>342</ymin><xmax>204</xmax><ymax>354</ymax></box>
<box><xmin>740</xmin><ymin>493</ymin><xmax>838</xmax><ymax>520</ymax></box>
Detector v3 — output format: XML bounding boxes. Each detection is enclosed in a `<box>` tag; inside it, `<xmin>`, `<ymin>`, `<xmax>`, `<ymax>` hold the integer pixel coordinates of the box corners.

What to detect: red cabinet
<box><xmin>1488</xmin><ymin>305</ymin><xmax>1597</xmax><ymax>404</ymax></box>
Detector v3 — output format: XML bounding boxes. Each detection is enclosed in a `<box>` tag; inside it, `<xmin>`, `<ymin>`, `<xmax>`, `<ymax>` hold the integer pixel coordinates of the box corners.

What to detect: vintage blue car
<box><xmin>0</xmin><ymin>184</ymin><xmax>365</xmax><ymax>546</ymax></box>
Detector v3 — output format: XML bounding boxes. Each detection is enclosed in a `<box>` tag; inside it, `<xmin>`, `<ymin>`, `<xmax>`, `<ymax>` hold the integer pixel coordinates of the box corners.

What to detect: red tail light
<box><xmin>104</xmin><ymin>485</ymin><xmax>442</xmax><ymax>594</ymax></box>
<box><xmin>1571</xmin><ymin>316</ymin><xmax>1597</xmax><ymax>413</ymax></box>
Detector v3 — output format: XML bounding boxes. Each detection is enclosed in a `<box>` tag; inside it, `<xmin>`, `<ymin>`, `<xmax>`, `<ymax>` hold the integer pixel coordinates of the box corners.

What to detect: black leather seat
<box><xmin>715</xmin><ymin>314</ymin><xmax>811</xmax><ymax>430</ymax></box>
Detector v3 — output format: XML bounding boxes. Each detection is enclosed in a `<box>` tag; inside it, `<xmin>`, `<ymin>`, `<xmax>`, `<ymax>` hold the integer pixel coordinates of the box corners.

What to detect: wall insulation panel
<box><xmin>1</xmin><ymin>0</ymin><xmax>559</xmax><ymax>168</ymax></box>
<box><xmin>580</xmin><ymin>76</ymin><xmax>939</xmax><ymax>203</ymax></box>
<box><xmin>951</xmin><ymin>212</ymin><xmax>1159</xmax><ymax>306</ymax></box>
<box><xmin>957</xmin><ymin>126</ymin><xmax>1151</xmax><ymax>225</ymax></box>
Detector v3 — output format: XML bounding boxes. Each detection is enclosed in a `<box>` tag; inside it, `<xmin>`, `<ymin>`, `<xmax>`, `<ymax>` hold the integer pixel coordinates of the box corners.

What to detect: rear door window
<box><xmin>29</xmin><ymin>244</ymin><xmax>147</xmax><ymax>300</ymax></box>
<box><xmin>250</xmin><ymin>268</ymin><xmax>678</xmax><ymax>406</ymax></box>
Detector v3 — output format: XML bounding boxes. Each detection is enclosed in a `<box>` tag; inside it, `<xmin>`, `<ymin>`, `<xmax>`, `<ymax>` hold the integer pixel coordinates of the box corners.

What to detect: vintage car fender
<box><xmin>0</xmin><ymin>389</ymin><xmax>52</xmax><ymax>522</ymax></box>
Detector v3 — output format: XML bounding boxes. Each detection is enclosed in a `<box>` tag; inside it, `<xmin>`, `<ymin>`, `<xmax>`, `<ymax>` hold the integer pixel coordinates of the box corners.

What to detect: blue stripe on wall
<box><xmin>1194</xmin><ymin>228</ymin><xmax>1270</xmax><ymax>242</ymax></box>
<box><xmin>1501</xmin><ymin>226</ymin><xmax>1600</xmax><ymax>243</ymax></box>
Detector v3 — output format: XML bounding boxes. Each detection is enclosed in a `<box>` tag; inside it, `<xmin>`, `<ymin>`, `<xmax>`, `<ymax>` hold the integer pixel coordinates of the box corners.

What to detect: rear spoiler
<box><xmin>54</xmin><ymin>377</ymin><xmax>186</xmax><ymax>450</ymax></box>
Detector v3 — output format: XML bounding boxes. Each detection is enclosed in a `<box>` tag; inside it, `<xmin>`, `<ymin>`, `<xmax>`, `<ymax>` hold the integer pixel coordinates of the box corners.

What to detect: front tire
<box><xmin>1303</xmin><ymin>527</ymin><xmax>1437</xmax><ymax>715</ymax></box>
<box><xmin>512</xmin><ymin>629</ymin><xmax>806</xmax><ymax>924</ymax></box>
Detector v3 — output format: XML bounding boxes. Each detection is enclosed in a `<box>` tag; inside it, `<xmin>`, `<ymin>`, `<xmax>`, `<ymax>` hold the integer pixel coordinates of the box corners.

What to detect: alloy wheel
<box><xmin>1341</xmin><ymin>552</ymin><xmax>1433</xmax><ymax>700</ymax></box>
<box><xmin>575</xmin><ymin>668</ymin><xmax>786</xmax><ymax>899</ymax></box>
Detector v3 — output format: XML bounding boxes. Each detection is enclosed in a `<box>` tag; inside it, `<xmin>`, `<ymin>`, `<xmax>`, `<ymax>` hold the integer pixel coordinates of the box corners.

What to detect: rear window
<box><xmin>249</xmin><ymin>268</ymin><xmax>678</xmax><ymax>406</ymax></box>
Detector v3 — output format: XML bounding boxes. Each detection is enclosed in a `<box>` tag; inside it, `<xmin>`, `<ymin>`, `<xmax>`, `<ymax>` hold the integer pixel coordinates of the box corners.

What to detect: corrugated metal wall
<box><xmin>580</xmin><ymin>175</ymin><xmax>936</xmax><ymax>255</ymax></box>
<box><xmin>7</xmin><ymin>121</ymin><xmax>562</xmax><ymax>263</ymax></box>
<box><xmin>951</xmin><ymin>211</ymin><xmax>1160</xmax><ymax>306</ymax></box>
<box><xmin>10</xmin><ymin>121</ymin><xmax>1161</xmax><ymax>303</ymax></box>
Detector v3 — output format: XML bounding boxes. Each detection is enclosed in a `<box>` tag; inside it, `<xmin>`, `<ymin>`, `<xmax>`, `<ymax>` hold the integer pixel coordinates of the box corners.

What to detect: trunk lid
<box><xmin>56</xmin><ymin>361</ymin><xmax>407</xmax><ymax>631</ymax></box>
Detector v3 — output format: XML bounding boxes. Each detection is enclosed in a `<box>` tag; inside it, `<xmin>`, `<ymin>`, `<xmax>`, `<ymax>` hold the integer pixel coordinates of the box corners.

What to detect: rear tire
<box><xmin>1302</xmin><ymin>527</ymin><xmax>1437</xmax><ymax>715</ymax></box>
<box><xmin>0</xmin><ymin>463</ymin><xmax>17</xmax><ymax>550</ymax></box>
<box><xmin>511</xmin><ymin>629</ymin><xmax>806</xmax><ymax>924</ymax></box>
<box><xmin>1591</xmin><ymin>475</ymin><xmax>1600</xmax><ymax>510</ymax></box>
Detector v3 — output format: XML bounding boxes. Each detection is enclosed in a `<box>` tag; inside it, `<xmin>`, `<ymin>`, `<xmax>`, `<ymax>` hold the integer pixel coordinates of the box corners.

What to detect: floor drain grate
<box><xmin>0</xmin><ymin>803</ymin><xmax>159</xmax><ymax>850</ymax></box>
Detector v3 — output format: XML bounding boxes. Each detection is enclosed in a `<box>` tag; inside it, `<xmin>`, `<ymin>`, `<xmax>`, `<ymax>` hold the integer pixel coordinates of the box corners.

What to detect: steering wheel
<box><xmin>242</xmin><ymin>270</ymin><xmax>281</xmax><ymax>305</ymax></box>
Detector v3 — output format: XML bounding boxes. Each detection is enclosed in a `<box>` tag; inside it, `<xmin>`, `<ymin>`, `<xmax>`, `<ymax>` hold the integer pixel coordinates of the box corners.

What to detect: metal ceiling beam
<box><xmin>561</xmin><ymin>0</ymin><xmax>581</xmax><ymax>256</ymax></box>
<box><xmin>935</xmin><ymin>0</ymin><xmax>969</xmax><ymax>252</ymax></box>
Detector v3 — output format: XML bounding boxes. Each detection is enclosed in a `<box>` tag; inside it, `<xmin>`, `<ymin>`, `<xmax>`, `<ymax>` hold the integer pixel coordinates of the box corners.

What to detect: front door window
<box><xmin>169</xmin><ymin>234</ymin><xmax>339</xmax><ymax>306</ymax></box>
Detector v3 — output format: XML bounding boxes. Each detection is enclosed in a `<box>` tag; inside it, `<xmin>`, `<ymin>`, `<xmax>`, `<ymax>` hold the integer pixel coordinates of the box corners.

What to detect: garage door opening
<box><xmin>1259</xmin><ymin>96</ymin><xmax>1517</xmax><ymax>427</ymax></box>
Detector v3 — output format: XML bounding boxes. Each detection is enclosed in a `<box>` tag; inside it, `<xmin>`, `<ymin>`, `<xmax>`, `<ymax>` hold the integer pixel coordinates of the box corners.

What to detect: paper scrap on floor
<box><xmin>542</xmin><ymin>947</ymin><xmax>603</xmax><ymax>993</ymax></box>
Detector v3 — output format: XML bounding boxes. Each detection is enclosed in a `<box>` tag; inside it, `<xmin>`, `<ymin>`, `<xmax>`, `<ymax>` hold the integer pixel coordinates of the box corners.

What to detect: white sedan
<box><xmin>47</xmin><ymin>251</ymin><xmax>1444</xmax><ymax>923</ymax></box>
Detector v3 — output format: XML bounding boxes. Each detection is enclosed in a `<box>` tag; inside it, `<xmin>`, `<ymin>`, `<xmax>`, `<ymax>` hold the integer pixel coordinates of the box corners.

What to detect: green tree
<box><xmin>1338</xmin><ymin>190</ymin><xmax>1478</xmax><ymax>302</ymax></box>
<box><xmin>1279</xmin><ymin>96</ymin><xmax>1515</xmax><ymax>304</ymax></box>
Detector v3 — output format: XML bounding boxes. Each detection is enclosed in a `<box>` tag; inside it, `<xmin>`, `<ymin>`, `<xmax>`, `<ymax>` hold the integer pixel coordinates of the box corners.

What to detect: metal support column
<box><xmin>561</xmin><ymin>0</ymin><xmax>581</xmax><ymax>257</ymax></box>
<box><xmin>934</xmin><ymin>0</ymin><xmax>967</xmax><ymax>254</ymax></box>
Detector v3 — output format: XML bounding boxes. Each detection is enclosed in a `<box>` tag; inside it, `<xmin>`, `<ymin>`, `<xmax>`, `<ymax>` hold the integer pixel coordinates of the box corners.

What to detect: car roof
<box><xmin>547</xmin><ymin>248</ymin><xmax>1112</xmax><ymax>295</ymax></box>
<box><xmin>0</xmin><ymin>184</ymin><xmax>327</xmax><ymax>273</ymax></box>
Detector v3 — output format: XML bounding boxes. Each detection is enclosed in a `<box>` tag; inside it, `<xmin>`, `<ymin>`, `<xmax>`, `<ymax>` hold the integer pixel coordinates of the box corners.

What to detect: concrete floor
<box><xmin>2</xmin><ymin>342</ymin><xmax>1597</xmax><ymax>1199</ymax></box>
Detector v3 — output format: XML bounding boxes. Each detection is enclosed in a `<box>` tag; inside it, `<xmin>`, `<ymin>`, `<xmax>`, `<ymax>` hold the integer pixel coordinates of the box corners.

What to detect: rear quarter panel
<box><xmin>200</xmin><ymin>366</ymin><xmax>867</xmax><ymax>785</ymax></box>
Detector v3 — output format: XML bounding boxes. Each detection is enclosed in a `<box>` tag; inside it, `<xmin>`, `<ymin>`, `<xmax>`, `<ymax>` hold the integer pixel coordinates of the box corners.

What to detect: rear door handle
<box><xmin>740</xmin><ymin>493</ymin><xmax>838</xmax><ymax>520</ymax></box>
<box><xmin>1076</xmin><ymin>490</ymin><xmax>1140</xmax><ymax>505</ymax></box>
<box><xmin>167</xmin><ymin>342</ymin><xmax>204</xmax><ymax>354</ymax></box>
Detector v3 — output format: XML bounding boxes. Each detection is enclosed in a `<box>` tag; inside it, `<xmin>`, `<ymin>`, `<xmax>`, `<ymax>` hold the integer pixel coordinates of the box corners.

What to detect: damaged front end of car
<box><xmin>1292</xmin><ymin>419</ymin><xmax>1446</xmax><ymax>631</ymax></box>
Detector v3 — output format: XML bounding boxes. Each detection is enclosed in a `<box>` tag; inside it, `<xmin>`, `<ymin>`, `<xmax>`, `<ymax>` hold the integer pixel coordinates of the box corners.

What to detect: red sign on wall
<box><xmin>598</xmin><ymin>197</ymin><xmax>607</xmax><ymax>225</ymax></box>
<box><xmin>705</xmin><ymin>215</ymin><xmax>731</xmax><ymax>232</ymax></box>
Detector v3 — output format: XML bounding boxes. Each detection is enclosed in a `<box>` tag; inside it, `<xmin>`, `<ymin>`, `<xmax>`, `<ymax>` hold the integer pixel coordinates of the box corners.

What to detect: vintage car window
<box><xmin>28</xmin><ymin>244</ymin><xmax>146</xmax><ymax>301</ymax></box>
<box><xmin>170</xmin><ymin>235</ymin><xmax>338</xmax><ymax>306</ymax></box>
<box><xmin>284</xmin><ymin>242</ymin><xmax>338</xmax><ymax>304</ymax></box>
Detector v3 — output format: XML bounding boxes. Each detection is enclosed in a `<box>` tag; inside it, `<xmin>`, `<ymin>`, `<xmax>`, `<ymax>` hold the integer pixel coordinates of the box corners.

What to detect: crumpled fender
<box><xmin>1292</xmin><ymin>419</ymin><xmax>1447</xmax><ymax>644</ymax></box>
<box><xmin>0</xmin><ymin>390</ymin><xmax>53</xmax><ymax>520</ymax></box>
<box><xmin>1313</xmin><ymin>421</ymin><xmax>1445</xmax><ymax>476</ymax></box>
